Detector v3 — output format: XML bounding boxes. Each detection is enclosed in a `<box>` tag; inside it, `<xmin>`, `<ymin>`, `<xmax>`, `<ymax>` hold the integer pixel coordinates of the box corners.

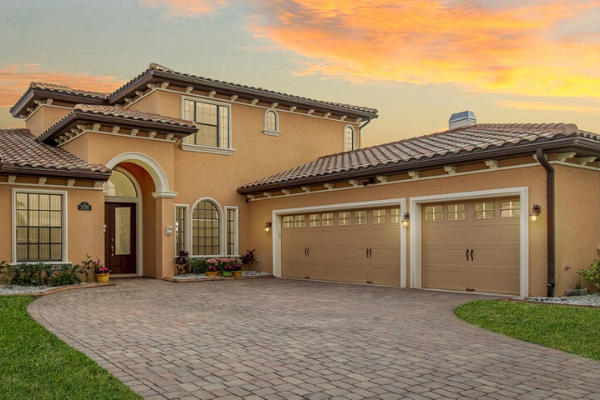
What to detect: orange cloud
<box><xmin>252</xmin><ymin>0</ymin><xmax>600</xmax><ymax>98</ymax></box>
<box><xmin>499</xmin><ymin>100</ymin><xmax>600</xmax><ymax>114</ymax></box>
<box><xmin>0</xmin><ymin>65</ymin><xmax>124</xmax><ymax>108</ymax></box>
<box><xmin>139</xmin><ymin>0</ymin><xmax>227</xmax><ymax>16</ymax></box>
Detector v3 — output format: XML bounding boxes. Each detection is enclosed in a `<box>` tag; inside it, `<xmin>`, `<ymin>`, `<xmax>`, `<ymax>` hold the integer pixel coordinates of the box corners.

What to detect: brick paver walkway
<box><xmin>29</xmin><ymin>278</ymin><xmax>600</xmax><ymax>399</ymax></box>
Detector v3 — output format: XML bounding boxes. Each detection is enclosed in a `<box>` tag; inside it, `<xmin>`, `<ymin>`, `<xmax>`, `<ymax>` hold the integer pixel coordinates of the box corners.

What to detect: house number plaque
<box><xmin>78</xmin><ymin>201</ymin><xmax>92</xmax><ymax>211</ymax></box>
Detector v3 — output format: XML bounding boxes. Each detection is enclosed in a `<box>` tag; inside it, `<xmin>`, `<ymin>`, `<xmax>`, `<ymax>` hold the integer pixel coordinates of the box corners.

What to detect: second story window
<box><xmin>264</xmin><ymin>109</ymin><xmax>280</xmax><ymax>136</ymax></box>
<box><xmin>344</xmin><ymin>125</ymin><xmax>355</xmax><ymax>151</ymax></box>
<box><xmin>183</xmin><ymin>99</ymin><xmax>230</xmax><ymax>148</ymax></box>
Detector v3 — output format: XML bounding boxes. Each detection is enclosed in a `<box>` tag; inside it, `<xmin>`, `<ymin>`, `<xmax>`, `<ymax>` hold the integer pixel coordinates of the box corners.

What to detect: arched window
<box><xmin>105</xmin><ymin>169</ymin><xmax>137</xmax><ymax>198</ymax></box>
<box><xmin>344</xmin><ymin>125</ymin><xmax>355</xmax><ymax>151</ymax></box>
<box><xmin>264</xmin><ymin>109</ymin><xmax>279</xmax><ymax>133</ymax></box>
<box><xmin>192</xmin><ymin>200</ymin><xmax>220</xmax><ymax>255</ymax></box>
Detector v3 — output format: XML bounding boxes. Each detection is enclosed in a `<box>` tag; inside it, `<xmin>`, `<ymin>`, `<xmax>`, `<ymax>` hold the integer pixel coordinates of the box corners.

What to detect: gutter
<box><xmin>358</xmin><ymin>118</ymin><xmax>373</xmax><ymax>149</ymax></box>
<box><xmin>536</xmin><ymin>149</ymin><xmax>555</xmax><ymax>297</ymax></box>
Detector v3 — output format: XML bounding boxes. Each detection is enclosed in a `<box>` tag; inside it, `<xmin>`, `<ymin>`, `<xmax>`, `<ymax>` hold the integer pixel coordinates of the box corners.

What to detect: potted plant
<box><xmin>206</xmin><ymin>265</ymin><xmax>219</xmax><ymax>278</ymax></box>
<box><xmin>240</xmin><ymin>249</ymin><xmax>259</xmax><ymax>271</ymax></box>
<box><xmin>93</xmin><ymin>258</ymin><xmax>110</xmax><ymax>283</ymax></box>
<box><xmin>174</xmin><ymin>250</ymin><xmax>190</xmax><ymax>275</ymax></box>
<box><xmin>223</xmin><ymin>264</ymin><xmax>234</xmax><ymax>277</ymax></box>
<box><xmin>232</xmin><ymin>263</ymin><xmax>243</xmax><ymax>277</ymax></box>
<box><xmin>578</xmin><ymin>259</ymin><xmax>600</xmax><ymax>292</ymax></box>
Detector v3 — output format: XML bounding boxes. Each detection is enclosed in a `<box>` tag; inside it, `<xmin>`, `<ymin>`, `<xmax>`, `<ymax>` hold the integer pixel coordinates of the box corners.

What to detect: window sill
<box><xmin>9</xmin><ymin>261</ymin><xmax>72</xmax><ymax>266</ymax></box>
<box><xmin>263</xmin><ymin>130</ymin><xmax>281</xmax><ymax>137</ymax></box>
<box><xmin>181</xmin><ymin>143</ymin><xmax>235</xmax><ymax>156</ymax></box>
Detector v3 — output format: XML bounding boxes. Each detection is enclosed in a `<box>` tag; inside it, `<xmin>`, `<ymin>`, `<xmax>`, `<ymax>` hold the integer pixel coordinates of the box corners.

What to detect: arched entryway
<box><xmin>104</xmin><ymin>153</ymin><xmax>176</xmax><ymax>278</ymax></box>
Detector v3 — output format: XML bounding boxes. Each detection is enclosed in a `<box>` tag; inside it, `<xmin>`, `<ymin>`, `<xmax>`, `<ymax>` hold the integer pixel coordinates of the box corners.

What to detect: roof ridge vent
<box><xmin>449</xmin><ymin>111</ymin><xmax>476</xmax><ymax>129</ymax></box>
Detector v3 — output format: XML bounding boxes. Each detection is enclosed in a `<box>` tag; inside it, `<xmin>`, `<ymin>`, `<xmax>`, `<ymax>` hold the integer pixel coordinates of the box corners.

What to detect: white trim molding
<box><xmin>272</xmin><ymin>198</ymin><xmax>407</xmax><ymax>288</ymax></box>
<box><xmin>105</xmin><ymin>152</ymin><xmax>171</xmax><ymax>194</ymax></box>
<box><xmin>180</xmin><ymin>95</ymin><xmax>233</xmax><ymax>155</ymax></box>
<box><xmin>190</xmin><ymin>197</ymin><xmax>226</xmax><ymax>257</ymax></box>
<box><xmin>225</xmin><ymin>206</ymin><xmax>239</xmax><ymax>256</ymax></box>
<box><xmin>409</xmin><ymin>187</ymin><xmax>529</xmax><ymax>297</ymax></box>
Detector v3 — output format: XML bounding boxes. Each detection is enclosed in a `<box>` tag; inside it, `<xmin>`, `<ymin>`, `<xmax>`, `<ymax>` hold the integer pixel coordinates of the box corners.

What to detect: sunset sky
<box><xmin>1</xmin><ymin>0</ymin><xmax>599</xmax><ymax>146</ymax></box>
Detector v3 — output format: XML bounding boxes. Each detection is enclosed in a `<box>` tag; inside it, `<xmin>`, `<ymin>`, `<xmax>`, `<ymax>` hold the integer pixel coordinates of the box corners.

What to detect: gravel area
<box><xmin>516</xmin><ymin>292</ymin><xmax>600</xmax><ymax>306</ymax></box>
<box><xmin>173</xmin><ymin>270</ymin><xmax>271</xmax><ymax>279</ymax></box>
<box><xmin>0</xmin><ymin>283</ymin><xmax>86</xmax><ymax>295</ymax></box>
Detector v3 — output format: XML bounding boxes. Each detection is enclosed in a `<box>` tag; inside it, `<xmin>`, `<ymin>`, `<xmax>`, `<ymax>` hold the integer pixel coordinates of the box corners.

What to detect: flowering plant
<box><xmin>207</xmin><ymin>265</ymin><xmax>219</xmax><ymax>272</ymax></box>
<box><xmin>223</xmin><ymin>264</ymin><xmax>234</xmax><ymax>272</ymax></box>
<box><xmin>206</xmin><ymin>257</ymin><xmax>239</xmax><ymax>271</ymax></box>
<box><xmin>232</xmin><ymin>264</ymin><xmax>242</xmax><ymax>272</ymax></box>
<box><xmin>91</xmin><ymin>258</ymin><xmax>109</xmax><ymax>274</ymax></box>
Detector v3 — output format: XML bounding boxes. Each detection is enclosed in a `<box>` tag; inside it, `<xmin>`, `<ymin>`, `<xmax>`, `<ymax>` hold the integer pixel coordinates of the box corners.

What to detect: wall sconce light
<box><xmin>529</xmin><ymin>204</ymin><xmax>541</xmax><ymax>223</ymax></box>
<box><xmin>401</xmin><ymin>212</ymin><xmax>410</xmax><ymax>227</ymax></box>
<box><xmin>265</xmin><ymin>221</ymin><xmax>272</xmax><ymax>232</ymax></box>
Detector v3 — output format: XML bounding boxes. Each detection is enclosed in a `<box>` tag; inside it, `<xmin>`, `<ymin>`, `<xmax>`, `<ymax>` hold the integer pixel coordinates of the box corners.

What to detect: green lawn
<box><xmin>455</xmin><ymin>300</ymin><xmax>600</xmax><ymax>361</ymax></box>
<box><xmin>0</xmin><ymin>296</ymin><xmax>141</xmax><ymax>400</ymax></box>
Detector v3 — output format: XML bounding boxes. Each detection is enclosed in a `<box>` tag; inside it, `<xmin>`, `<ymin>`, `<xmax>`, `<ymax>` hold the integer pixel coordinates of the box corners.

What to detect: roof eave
<box><xmin>0</xmin><ymin>165</ymin><xmax>111</xmax><ymax>181</ymax></box>
<box><xmin>237</xmin><ymin>137</ymin><xmax>600</xmax><ymax>195</ymax></box>
<box><xmin>11</xmin><ymin>89</ymin><xmax>107</xmax><ymax>118</ymax></box>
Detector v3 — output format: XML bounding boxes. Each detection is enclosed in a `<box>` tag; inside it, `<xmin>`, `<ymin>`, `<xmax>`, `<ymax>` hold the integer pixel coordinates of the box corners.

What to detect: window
<box><xmin>294</xmin><ymin>215</ymin><xmax>305</xmax><ymax>227</ymax></box>
<box><xmin>175</xmin><ymin>206</ymin><xmax>187</xmax><ymax>255</ymax></box>
<box><xmin>344</xmin><ymin>125</ymin><xmax>355</xmax><ymax>151</ymax></box>
<box><xmin>373</xmin><ymin>210</ymin><xmax>386</xmax><ymax>224</ymax></box>
<box><xmin>309</xmin><ymin>214</ymin><xmax>320</xmax><ymax>227</ymax></box>
<box><xmin>475</xmin><ymin>202</ymin><xmax>495</xmax><ymax>219</ymax></box>
<box><xmin>322</xmin><ymin>213</ymin><xmax>334</xmax><ymax>226</ymax></box>
<box><xmin>283</xmin><ymin>216</ymin><xmax>294</xmax><ymax>228</ymax></box>
<box><xmin>425</xmin><ymin>206</ymin><xmax>443</xmax><ymax>222</ymax></box>
<box><xmin>339</xmin><ymin>212</ymin><xmax>351</xmax><ymax>225</ymax></box>
<box><xmin>354</xmin><ymin>211</ymin><xmax>367</xmax><ymax>225</ymax></box>
<box><xmin>447</xmin><ymin>204</ymin><xmax>466</xmax><ymax>221</ymax></box>
<box><xmin>500</xmin><ymin>200</ymin><xmax>520</xmax><ymax>218</ymax></box>
<box><xmin>105</xmin><ymin>169</ymin><xmax>137</xmax><ymax>198</ymax></box>
<box><xmin>226</xmin><ymin>208</ymin><xmax>238</xmax><ymax>255</ymax></box>
<box><xmin>183</xmin><ymin>99</ymin><xmax>230</xmax><ymax>148</ymax></box>
<box><xmin>390</xmin><ymin>208</ymin><xmax>400</xmax><ymax>223</ymax></box>
<box><xmin>15</xmin><ymin>192</ymin><xmax>64</xmax><ymax>262</ymax></box>
<box><xmin>264</xmin><ymin>109</ymin><xmax>279</xmax><ymax>134</ymax></box>
<box><xmin>192</xmin><ymin>200</ymin><xmax>220</xmax><ymax>255</ymax></box>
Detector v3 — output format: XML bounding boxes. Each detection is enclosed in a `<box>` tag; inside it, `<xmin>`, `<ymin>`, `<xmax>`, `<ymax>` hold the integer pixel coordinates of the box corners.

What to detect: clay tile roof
<box><xmin>30</xmin><ymin>82</ymin><xmax>111</xmax><ymax>99</ymax></box>
<box><xmin>73</xmin><ymin>104</ymin><xmax>196</xmax><ymax>128</ymax></box>
<box><xmin>112</xmin><ymin>63</ymin><xmax>378</xmax><ymax>116</ymax></box>
<box><xmin>0</xmin><ymin>129</ymin><xmax>110</xmax><ymax>178</ymax></box>
<box><xmin>239</xmin><ymin>123</ymin><xmax>600</xmax><ymax>192</ymax></box>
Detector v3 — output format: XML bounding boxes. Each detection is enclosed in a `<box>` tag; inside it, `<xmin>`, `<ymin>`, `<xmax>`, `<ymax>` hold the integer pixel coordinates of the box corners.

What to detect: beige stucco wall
<box><xmin>554</xmin><ymin>165</ymin><xmax>600</xmax><ymax>294</ymax></box>
<box><xmin>25</xmin><ymin>105</ymin><xmax>72</xmax><ymax>138</ymax></box>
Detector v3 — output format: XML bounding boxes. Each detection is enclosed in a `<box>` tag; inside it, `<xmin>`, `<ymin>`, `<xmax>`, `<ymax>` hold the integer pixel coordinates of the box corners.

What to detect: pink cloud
<box><xmin>139</xmin><ymin>0</ymin><xmax>227</xmax><ymax>16</ymax></box>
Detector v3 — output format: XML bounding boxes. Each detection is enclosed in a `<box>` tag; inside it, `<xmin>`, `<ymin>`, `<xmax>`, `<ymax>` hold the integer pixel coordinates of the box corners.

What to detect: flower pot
<box><xmin>206</xmin><ymin>271</ymin><xmax>218</xmax><ymax>278</ymax></box>
<box><xmin>217</xmin><ymin>271</ymin><xmax>223</xmax><ymax>276</ymax></box>
<box><xmin>95</xmin><ymin>273</ymin><xmax>110</xmax><ymax>283</ymax></box>
<box><xmin>222</xmin><ymin>271</ymin><xmax>233</xmax><ymax>277</ymax></box>
<box><xmin>233</xmin><ymin>270</ymin><xmax>242</xmax><ymax>277</ymax></box>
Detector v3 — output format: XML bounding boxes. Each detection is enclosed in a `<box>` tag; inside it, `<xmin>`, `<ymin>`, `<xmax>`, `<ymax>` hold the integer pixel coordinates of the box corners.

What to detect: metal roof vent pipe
<box><xmin>449</xmin><ymin>111</ymin><xmax>477</xmax><ymax>129</ymax></box>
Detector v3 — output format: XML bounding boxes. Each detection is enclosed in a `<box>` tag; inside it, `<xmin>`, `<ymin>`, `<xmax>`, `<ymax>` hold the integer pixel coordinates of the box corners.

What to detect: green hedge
<box><xmin>0</xmin><ymin>261</ymin><xmax>83</xmax><ymax>287</ymax></box>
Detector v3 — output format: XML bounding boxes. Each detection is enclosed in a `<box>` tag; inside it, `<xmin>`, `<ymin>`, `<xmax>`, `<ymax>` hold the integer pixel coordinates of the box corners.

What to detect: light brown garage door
<box><xmin>282</xmin><ymin>207</ymin><xmax>401</xmax><ymax>286</ymax></box>
<box><xmin>422</xmin><ymin>198</ymin><xmax>520</xmax><ymax>295</ymax></box>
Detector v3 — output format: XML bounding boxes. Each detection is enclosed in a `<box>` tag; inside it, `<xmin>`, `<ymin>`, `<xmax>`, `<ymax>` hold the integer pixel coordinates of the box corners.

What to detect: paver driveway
<box><xmin>29</xmin><ymin>278</ymin><xmax>600</xmax><ymax>400</ymax></box>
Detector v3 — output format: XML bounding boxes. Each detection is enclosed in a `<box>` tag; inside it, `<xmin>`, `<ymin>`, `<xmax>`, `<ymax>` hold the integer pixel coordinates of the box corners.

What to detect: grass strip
<box><xmin>455</xmin><ymin>300</ymin><xmax>600</xmax><ymax>361</ymax></box>
<box><xmin>0</xmin><ymin>296</ymin><xmax>141</xmax><ymax>399</ymax></box>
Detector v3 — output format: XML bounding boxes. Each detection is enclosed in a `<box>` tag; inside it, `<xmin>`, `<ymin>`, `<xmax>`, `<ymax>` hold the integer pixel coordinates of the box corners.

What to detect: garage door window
<box><xmin>309</xmin><ymin>214</ymin><xmax>320</xmax><ymax>227</ymax></box>
<box><xmin>390</xmin><ymin>208</ymin><xmax>400</xmax><ymax>223</ymax></box>
<box><xmin>447</xmin><ymin>204</ymin><xmax>466</xmax><ymax>221</ymax></box>
<box><xmin>500</xmin><ymin>200</ymin><xmax>520</xmax><ymax>218</ymax></box>
<box><xmin>475</xmin><ymin>202</ymin><xmax>495</xmax><ymax>219</ymax></box>
<box><xmin>294</xmin><ymin>215</ymin><xmax>305</xmax><ymax>227</ymax></box>
<box><xmin>322</xmin><ymin>213</ymin><xmax>333</xmax><ymax>226</ymax></box>
<box><xmin>373</xmin><ymin>210</ymin><xmax>386</xmax><ymax>224</ymax></box>
<box><xmin>354</xmin><ymin>211</ymin><xmax>367</xmax><ymax>225</ymax></box>
<box><xmin>283</xmin><ymin>216</ymin><xmax>294</xmax><ymax>228</ymax></box>
<box><xmin>339</xmin><ymin>212</ymin><xmax>351</xmax><ymax>225</ymax></box>
<box><xmin>425</xmin><ymin>205</ymin><xmax>443</xmax><ymax>222</ymax></box>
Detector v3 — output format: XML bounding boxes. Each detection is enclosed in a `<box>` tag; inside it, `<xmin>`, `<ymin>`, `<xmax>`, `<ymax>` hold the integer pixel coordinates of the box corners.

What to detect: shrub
<box><xmin>189</xmin><ymin>258</ymin><xmax>208</xmax><ymax>274</ymax></box>
<box><xmin>174</xmin><ymin>250</ymin><xmax>190</xmax><ymax>274</ymax></box>
<box><xmin>578</xmin><ymin>259</ymin><xmax>600</xmax><ymax>290</ymax></box>
<box><xmin>0</xmin><ymin>262</ymin><xmax>82</xmax><ymax>288</ymax></box>
<box><xmin>240</xmin><ymin>249</ymin><xmax>259</xmax><ymax>268</ymax></box>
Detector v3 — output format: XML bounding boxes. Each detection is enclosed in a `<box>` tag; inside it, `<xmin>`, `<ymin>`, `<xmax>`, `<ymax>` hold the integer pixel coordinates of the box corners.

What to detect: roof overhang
<box><xmin>0</xmin><ymin>164</ymin><xmax>111</xmax><ymax>181</ymax></box>
<box><xmin>11</xmin><ymin>88</ymin><xmax>107</xmax><ymax>118</ymax></box>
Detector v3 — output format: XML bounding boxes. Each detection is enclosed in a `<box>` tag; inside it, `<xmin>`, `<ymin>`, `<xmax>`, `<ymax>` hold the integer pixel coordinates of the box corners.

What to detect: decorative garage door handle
<box><xmin>304</xmin><ymin>248</ymin><xmax>307</xmax><ymax>257</ymax></box>
<box><xmin>307</xmin><ymin>248</ymin><xmax>310</xmax><ymax>257</ymax></box>
<box><xmin>471</xmin><ymin>249</ymin><xmax>474</xmax><ymax>261</ymax></box>
<box><xmin>369</xmin><ymin>249</ymin><xmax>372</xmax><ymax>258</ymax></box>
<box><xmin>366</xmin><ymin>249</ymin><xmax>369</xmax><ymax>258</ymax></box>
<box><xmin>466</xmin><ymin>249</ymin><xmax>469</xmax><ymax>261</ymax></box>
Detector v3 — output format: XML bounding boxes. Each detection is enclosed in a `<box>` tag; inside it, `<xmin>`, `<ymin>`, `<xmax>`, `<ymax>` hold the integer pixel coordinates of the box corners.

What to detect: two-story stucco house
<box><xmin>2</xmin><ymin>63</ymin><xmax>600</xmax><ymax>297</ymax></box>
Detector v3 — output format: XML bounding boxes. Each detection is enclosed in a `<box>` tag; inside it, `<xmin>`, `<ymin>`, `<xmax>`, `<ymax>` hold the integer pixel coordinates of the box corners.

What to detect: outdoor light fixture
<box><xmin>401</xmin><ymin>212</ymin><xmax>410</xmax><ymax>227</ymax></box>
<box><xmin>265</xmin><ymin>221</ymin><xmax>272</xmax><ymax>232</ymax></box>
<box><xmin>529</xmin><ymin>204</ymin><xmax>541</xmax><ymax>223</ymax></box>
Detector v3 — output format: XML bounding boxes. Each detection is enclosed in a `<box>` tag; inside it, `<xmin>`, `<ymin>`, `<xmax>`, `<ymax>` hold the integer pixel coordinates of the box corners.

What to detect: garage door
<box><xmin>422</xmin><ymin>198</ymin><xmax>520</xmax><ymax>295</ymax></box>
<box><xmin>281</xmin><ymin>207</ymin><xmax>401</xmax><ymax>286</ymax></box>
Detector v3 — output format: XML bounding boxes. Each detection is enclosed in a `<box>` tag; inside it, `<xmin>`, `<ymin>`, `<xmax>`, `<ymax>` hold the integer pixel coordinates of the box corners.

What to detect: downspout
<box><xmin>536</xmin><ymin>149</ymin><xmax>555</xmax><ymax>297</ymax></box>
<box><xmin>358</xmin><ymin>117</ymin><xmax>372</xmax><ymax>149</ymax></box>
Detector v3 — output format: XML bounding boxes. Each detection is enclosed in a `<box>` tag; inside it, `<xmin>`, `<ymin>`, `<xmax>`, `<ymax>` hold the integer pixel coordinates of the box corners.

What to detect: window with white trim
<box><xmin>354</xmin><ymin>211</ymin><xmax>367</xmax><ymax>225</ymax></box>
<box><xmin>309</xmin><ymin>214</ymin><xmax>320</xmax><ymax>227</ymax></box>
<box><xmin>447</xmin><ymin>204</ymin><xmax>466</xmax><ymax>221</ymax></box>
<box><xmin>500</xmin><ymin>200</ymin><xmax>520</xmax><ymax>218</ymax></box>
<box><xmin>15</xmin><ymin>192</ymin><xmax>64</xmax><ymax>262</ymax></box>
<box><xmin>344</xmin><ymin>125</ymin><xmax>355</xmax><ymax>151</ymax></box>
<box><xmin>475</xmin><ymin>202</ymin><xmax>495</xmax><ymax>219</ymax></box>
<box><xmin>373</xmin><ymin>210</ymin><xmax>386</xmax><ymax>224</ymax></box>
<box><xmin>175</xmin><ymin>206</ymin><xmax>187</xmax><ymax>255</ymax></box>
<box><xmin>390</xmin><ymin>208</ymin><xmax>400</xmax><ymax>223</ymax></box>
<box><xmin>183</xmin><ymin>99</ymin><xmax>230</xmax><ymax>148</ymax></box>
<box><xmin>322</xmin><ymin>213</ymin><xmax>334</xmax><ymax>226</ymax></box>
<box><xmin>425</xmin><ymin>205</ymin><xmax>443</xmax><ymax>222</ymax></box>
<box><xmin>294</xmin><ymin>215</ymin><xmax>305</xmax><ymax>227</ymax></box>
<box><xmin>264</xmin><ymin>109</ymin><xmax>279</xmax><ymax>133</ymax></box>
<box><xmin>226</xmin><ymin>208</ymin><xmax>238</xmax><ymax>255</ymax></box>
<box><xmin>283</xmin><ymin>216</ymin><xmax>294</xmax><ymax>228</ymax></box>
<box><xmin>192</xmin><ymin>200</ymin><xmax>220</xmax><ymax>255</ymax></box>
<box><xmin>339</xmin><ymin>212</ymin><xmax>351</xmax><ymax>225</ymax></box>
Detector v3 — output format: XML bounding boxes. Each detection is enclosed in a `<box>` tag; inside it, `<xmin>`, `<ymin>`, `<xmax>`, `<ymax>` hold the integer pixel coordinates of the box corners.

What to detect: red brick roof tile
<box><xmin>0</xmin><ymin>129</ymin><xmax>109</xmax><ymax>178</ymax></box>
<box><xmin>73</xmin><ymin>104</ymin><xmax>196</xmax><ymax>128</ymax></box>
<box><xmin>239</xmin><ymin>123</ymin><xmax>600</xmax><ymax>192</ymax></box>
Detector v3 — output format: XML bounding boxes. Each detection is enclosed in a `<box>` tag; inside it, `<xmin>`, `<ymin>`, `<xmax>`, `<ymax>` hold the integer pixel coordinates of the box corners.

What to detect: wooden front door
<box><xmin>105</xmin><ymin>203</ymin><xmax>137</xmax><ymax>274</ymax></box>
